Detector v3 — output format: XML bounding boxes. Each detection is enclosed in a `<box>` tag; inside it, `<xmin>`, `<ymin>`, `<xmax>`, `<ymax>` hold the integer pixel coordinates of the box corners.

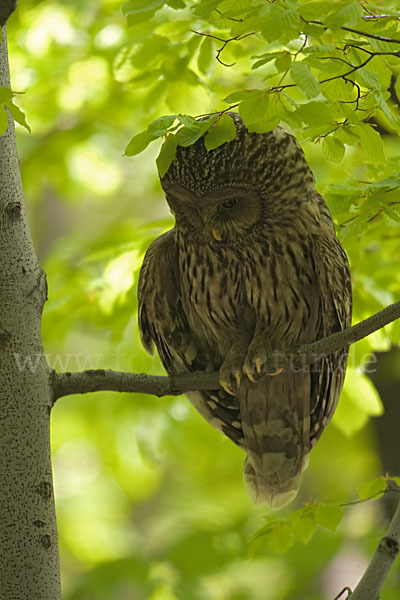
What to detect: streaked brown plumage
<box><xmin>138</xmin><ymin>114</ymin><xmax>352</xmax><ymax>508</ymax></box>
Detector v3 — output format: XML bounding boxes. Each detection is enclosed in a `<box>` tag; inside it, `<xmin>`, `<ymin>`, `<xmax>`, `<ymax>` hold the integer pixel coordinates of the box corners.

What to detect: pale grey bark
<box><xmin>0</xmin><ymin>26</ymin><xmax>61</xmax><ymax>599</ymax></box>
<box><xmin>350</xmin><ymin>492</ymin><xmax>400</xmax><ymax>600</ymax></box>
<box><xmin>52</xmin><ymin>301</ymin><xmax>400</xmax><ymax>400</ymax></box>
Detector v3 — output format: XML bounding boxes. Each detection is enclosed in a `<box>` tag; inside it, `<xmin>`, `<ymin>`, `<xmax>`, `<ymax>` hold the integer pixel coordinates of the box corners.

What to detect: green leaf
<box><xmin>5</xmin><ymin>101</ymin><xmax>31</xmax><ymax>133</ymax></box>
<box><xmin>166</xmin><ymin>0</ymin><xmax>185</xmax><ymax>7</ymax></box>
<box><xmin>262</xmin><ymin>8</ymin><xmax>300</xmax><ymax>42</ymax></box>
<box><xmin>321</xmin><ymin>78</ymin><xmax>353</xmax><ymax>101</ymax></box>
<box><xmin>275</xmin><ymin>51</ymin><xmax>292</xmax><ymax>73</ymax></box>
<box><xmin>291</xmin><ymin>62</ymin><xmax>320</xmax><ymax>99</ymax></box>
<box><xmin>204</xmin><ymin>114</ymin><xmax>237</xmax><ymax>150</ymax></box>
<box><xmin>322</xmin><ymin>136</ymin><xmax>345</xmax><ymax>163</ymax></box>
<box><xmin>122</xmin><ymin>0</ymin><xmax>164</xmax><ymax>15</ymax></box>
<box><xmin>293</xmin><ymin>101</ymin><xmax>336</xmax><ymax>127</ymax></box>
<box><xmin>193</xmin><ymin>0</ymin><xmax>221</xmax><ymax>17</ymax></box>
<box><xmin>358</xmin><ymin>477</ymin><xmax>387</xmax><ymax>501</ymax></box>
<box><xmin>147</xmin><ymin>115</ymin><xmax>177</xmax><ymax>135</ymax></box>
<box><xmin>0</xmin><ymin>105</ymin><xmax>8</xmax><ymax>135</ymax></box>
<box><xmin>395</xmin><ymin>75</ymin><xmax>400</xmax><ymax>105</ymax></box>
<box><xmin>223</xmin><ymin>90</ymin><xmax>251</xmax><ymax>104</ymax></box>
<box><xmin>124</xmin><ymin>130</ymin><xmax>154</xmax><ymax>156</ymax></box>
<box><xmin>374</xmin><ymin>90</ymin><xmax>396</xmax><ymax>123</ymax></box>
<box><xmin>368</xmin><ymin>57</ymin><xmax>392</xmax><ymax>91</ymax></box>
<box><xmin>325</xmin><ymin>1</ymin><xmax>363</xmax><ymax>28</ymax></box>
<box><xmin>291</xmin><ymin>512</ymin><xmax>317</xmax><ymax>544</ymax></box>
<box><xmin>252</xmin><ymin>52</ymin><xmax>281</xmax><ymax>70</ymax></box>
<box><xmin>303</xmin><ymin>43</ymin><xmax>336</xmax><ymax>54</ymax></box>
<box><xmin>0</xmin><ymin>86</ymin><xmax>13</xmax><ymax>102</ymax></box>
<box><xmin>175</xmin><ymin>118</ymin><xmax>214</xmax><ymax>147</ymax></box>
<box><xmin>315</xmin><ymin>504</ymin><xmax>343</xmax><ymax>531</ymax></box>
<box><xmin>352</xmin><ymin>123</ymin><xmax>385</xmax><ymax>162</ymax></box>
<box><xmin>382</xmin><ymin>204</ymin><xmax>400</xmax><ymax>223</ymax></box>
<box><xmin>299</xmin><ymin>2</ymin><xmax>334</xmax><ymax>20</ymax></box>
<box><xmin>265</xmin><ymin>521</ymin><xmax>294</xmax><ymax>554</ymax></box>
<box><xmin>334</xmin><ymin>125</ymin><xmax>360</xmax><ymax>146</ymax></box>
<box><xmin>177</xmin><ymin>114</ymin><xmax>197</xmax><ymax>127</ymax></box>
<box><xmin>156</xmin><ymin>134</ymin><xmax>177</xmax><ymax>177</ymax></box>
<box><xmin>218</xmin><ymin>0</ymin><xmax>249</xmax><ymax>14</ymax></box>
<box><xmin>126</xmin><ymin>9</ymin><xmax>160</xmax><ymax>25</ymax></box>
<box><xmin>197</xmin><ymin>37</ymin><xmax>214</xmax><ymax>74</ymax></box>
<box><xmin>239</xmin><ymin>91</ymin><xmax>282</xmax><ymax>133</ymax></box>
<box><xmin>356</xmin><ymin>68</ymin><xmax>381</xmax><ymax>90</ymax></box>
<box><xmin>125</xmin><ymin>115</ymin><xmax>177</xmax><ymax>156</ymax></box>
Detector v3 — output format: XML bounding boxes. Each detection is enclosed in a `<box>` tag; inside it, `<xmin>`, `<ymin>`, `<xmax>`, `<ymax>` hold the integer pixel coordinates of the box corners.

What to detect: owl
<box><xmin>138</xmin><ymin>114</ymin><xmax>352</xmax><ymax>508</ymax></box>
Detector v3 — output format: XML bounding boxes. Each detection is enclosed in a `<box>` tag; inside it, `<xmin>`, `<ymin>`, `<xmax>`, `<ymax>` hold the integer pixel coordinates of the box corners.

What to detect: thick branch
<box><xmin>52</xmin><ymin>301</ymin><xmax>400</xmax><ymax>401</ymax></box>
<box><xmin>350</xmin><ymin>488</ymin><xmax>400</xmax><ymax>600</ymax></box>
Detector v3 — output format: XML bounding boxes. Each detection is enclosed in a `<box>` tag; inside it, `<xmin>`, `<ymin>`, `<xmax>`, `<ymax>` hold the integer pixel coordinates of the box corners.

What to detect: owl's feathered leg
<box><xmin>243</xmin><ymin>332</ymin><xmax>283</xmax><ymax>382</ymax></box>
<box><xmin>239</xmin><ymin>375</ymin><xmax>311</xmax><ymax>510</ymax></box>
<box><xmin>219</xmin><ymin>335</ymin><xmax>250</xmax><ymax>395</ymax></box>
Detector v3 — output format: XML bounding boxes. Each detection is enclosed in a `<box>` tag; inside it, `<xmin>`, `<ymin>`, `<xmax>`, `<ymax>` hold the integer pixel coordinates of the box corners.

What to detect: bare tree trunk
<box><xmin>0</xmin><ymin>26</ymin><xmax>61</xmax><ymax>599</ymax></box>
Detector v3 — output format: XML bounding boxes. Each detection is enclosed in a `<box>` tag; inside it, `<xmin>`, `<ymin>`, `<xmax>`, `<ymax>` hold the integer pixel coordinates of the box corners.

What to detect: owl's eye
<box><xmin>221</xmin><ymin>198</ymin><xmax>237</xmax><ymax>210</ymax></box>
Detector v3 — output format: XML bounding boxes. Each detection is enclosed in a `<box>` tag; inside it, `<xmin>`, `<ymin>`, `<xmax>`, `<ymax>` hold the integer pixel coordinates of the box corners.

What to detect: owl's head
<box><xmin>161</xmin><ymin>114</ymin><xmax>316</xmax><ymax>244</ymax></box>
<box><xmin>162</xmin><ymin>180</ymin><xmax>265</xmax><ymax>243</ymax></box>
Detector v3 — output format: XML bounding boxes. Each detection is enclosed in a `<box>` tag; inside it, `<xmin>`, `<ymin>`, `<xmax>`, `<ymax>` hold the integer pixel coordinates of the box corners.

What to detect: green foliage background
<box><xmin>5</xmin><ymin>0</ymin><xmax>400</xmax><ymax>598</ymax></box>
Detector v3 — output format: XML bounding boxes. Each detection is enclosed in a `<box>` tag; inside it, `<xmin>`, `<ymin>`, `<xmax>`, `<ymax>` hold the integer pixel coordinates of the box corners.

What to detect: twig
<box><xmin>340</xmin><ymin>78</ymin><xmax>362</xmax><ymax>109</ymax></box>
<box><xmin>362</xmin><ymin>15</ymin><xmax>400</xmax><ymax>21</ymax></box>
<box><xmin>306</xmin><ymin>19</ymin><xmax>400</xmax><ymax>45</ymax></box>
<box><xmin>268</xmin><ymin>54</ymin><xmax>374</xmax><ymax>95</ymax></box>
<box><xmin>333</xmin><ymin>587</ymin><xmax>352</xmax><ymax>600</ymax></box>
<box><xmin>191</xmin><ymin>29</ymin><xmax>255</xmax><ymax>67</ymax></box>
<box><xmin>215</xmin><ymin>8</ymin><xmax>243</xmax><ymax>23</ymax></box>
<box><xmin>52</xmin><ymin>302</ymin><xmax>400</xmax><ymax>401</ymax></box>
<box><xmin>344</xmin><ymin>43</ymin><xmax>400</xmax><ymax>57</ymax></box>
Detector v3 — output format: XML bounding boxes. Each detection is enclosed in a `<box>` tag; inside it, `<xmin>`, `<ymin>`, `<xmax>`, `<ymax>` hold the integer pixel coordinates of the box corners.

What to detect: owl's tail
<box><xmin>243</xmin><ymin>453</ymin><xmax>309</xmax><ymax>509</ymax></box>
<box><xmin>239</xmin><ymin>377</ymin><xmax>310</xmax><ymax>510</ymax></box>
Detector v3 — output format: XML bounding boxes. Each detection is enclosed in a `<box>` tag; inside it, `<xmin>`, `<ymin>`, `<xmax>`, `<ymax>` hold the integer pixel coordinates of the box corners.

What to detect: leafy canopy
<box><xmin>122</xmin><ymin>0</ymin><xmax>400</xmax><ymax>176</ymax></box>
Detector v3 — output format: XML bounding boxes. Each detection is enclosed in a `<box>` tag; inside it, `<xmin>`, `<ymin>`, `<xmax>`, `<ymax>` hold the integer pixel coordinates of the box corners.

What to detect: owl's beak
<box><xmin>211</xmin><ymin>228</ymin><xmax>223</xmax><ymax>241</ymax></box>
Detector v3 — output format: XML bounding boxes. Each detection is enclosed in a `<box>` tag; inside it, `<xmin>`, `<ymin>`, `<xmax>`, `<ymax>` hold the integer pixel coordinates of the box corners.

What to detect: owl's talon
<box><xmin>235</xmin><ymin>371</ymin><xmax>242</xmax><ymax>388</ymax></box>
<box><xmin>255</xmin><ymin>358</ymin><xmax>263</xmax><ymax>374</ymax></box>
<box><xmin>245</xmin><ymin>369</ymin><xmax>257</xmax><ymax>383</ymax></box>
<box><xmin>268</xmin><ymin>367</ymin><xmax>283</xmax><ymax>376</ymax></box>
<box><xmin>221</xmin><ymin>381</ymin><xmax>236</xmax><ymax>396</ymax></box>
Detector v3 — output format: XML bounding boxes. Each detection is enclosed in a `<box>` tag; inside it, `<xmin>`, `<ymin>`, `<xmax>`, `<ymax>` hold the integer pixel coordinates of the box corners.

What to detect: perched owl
<box><xmin>138</xmin><ymin>114</ymin><xmax>352</xmax><ymax>508</ymax></box>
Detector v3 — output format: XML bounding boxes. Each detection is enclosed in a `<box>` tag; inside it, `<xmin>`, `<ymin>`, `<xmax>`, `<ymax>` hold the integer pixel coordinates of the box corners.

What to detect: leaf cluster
<box><xmin>122</xmin><ymin>0</ymin><xmax>400</xmax><ymax>176</ymax></box>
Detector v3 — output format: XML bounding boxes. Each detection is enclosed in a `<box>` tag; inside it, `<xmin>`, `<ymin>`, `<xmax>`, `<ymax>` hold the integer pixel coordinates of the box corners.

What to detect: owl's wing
<box><xmin>138</xmin><ymin>229</ymin><xmax>245</xmax><ymax>447</ymax></box>
<box><xmin>138</xmin><ymin>229</ymin><xmax>191</xmax><ymax>373</ymax></box>
<box><xmin>309</xmin><ymin>229</ymin><xmax>352</xmax><ymax>446</ymax></box>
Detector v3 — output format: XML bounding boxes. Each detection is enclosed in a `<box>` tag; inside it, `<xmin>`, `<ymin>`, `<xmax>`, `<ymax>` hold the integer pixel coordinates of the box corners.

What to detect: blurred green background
<box><xmin>6</xmin><ymin>1</ymin><xmax>400</xmax><ymax>598</ymax></box>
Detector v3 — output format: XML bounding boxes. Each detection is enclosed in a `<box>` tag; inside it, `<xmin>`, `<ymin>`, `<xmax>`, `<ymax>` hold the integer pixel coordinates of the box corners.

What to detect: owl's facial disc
<box><xmin>211</xmin><ymin>198</ymin><xmax>238</xmax><ymax>241</ymax></box>
<box><xmin>203</xmin><ymin>187</ymin><xmax>263</xmax><ymax>243</ymax></box>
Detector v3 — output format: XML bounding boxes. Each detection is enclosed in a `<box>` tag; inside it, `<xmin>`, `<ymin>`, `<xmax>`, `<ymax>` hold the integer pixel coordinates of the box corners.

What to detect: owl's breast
<box><xmin>178</xmin><ymin>243</ymin><xmax>253</xmax><ymax>359</ymax></box>
<box><xmin>178</xmin><ymin>233</ymin><xmax>320</xmax><ymax>358</ymax></box>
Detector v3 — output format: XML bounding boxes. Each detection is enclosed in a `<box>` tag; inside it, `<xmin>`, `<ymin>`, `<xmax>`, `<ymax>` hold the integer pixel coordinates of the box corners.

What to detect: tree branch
<box><xmin>52</xmin><ymin>301</ymin><xmax>400</xmax><ymax>401</ymax></box>
<box><xmin>349</xmin><ymin>483</ymin><xmax>400</xmax><ymax>600</ymax></box>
